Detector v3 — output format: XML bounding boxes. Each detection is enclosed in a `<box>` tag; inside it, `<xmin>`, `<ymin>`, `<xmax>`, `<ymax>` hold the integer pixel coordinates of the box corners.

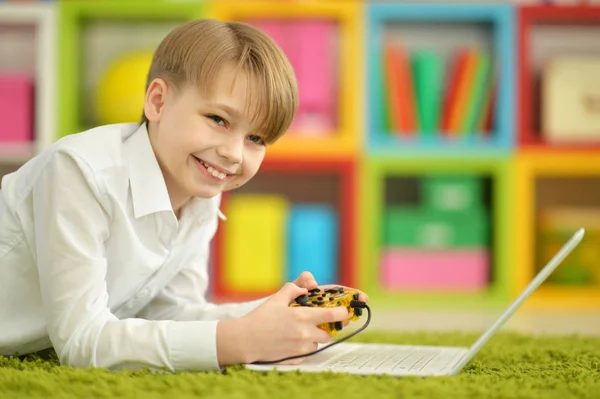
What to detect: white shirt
<box><xmin>0</xmin><ymin>122</ymin><xmax>265</xmax><ymax>371</ymax></box>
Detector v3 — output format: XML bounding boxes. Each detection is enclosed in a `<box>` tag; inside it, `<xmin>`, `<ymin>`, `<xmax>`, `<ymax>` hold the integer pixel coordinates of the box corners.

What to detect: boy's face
<box><xmin>145</xmin><ymin>65</ymin><xmax>267</xmax><ymax>204</ymax></box>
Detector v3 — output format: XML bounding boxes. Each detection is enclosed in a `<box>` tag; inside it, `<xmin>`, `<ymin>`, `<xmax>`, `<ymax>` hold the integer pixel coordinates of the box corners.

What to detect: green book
<box><xmin>411</xmin><ymin>50</ymin><xmax>444</xmax><ymax>135</ymax></box>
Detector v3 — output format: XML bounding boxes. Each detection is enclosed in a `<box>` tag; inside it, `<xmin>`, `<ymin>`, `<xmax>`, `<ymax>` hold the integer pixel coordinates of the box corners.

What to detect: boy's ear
<box><xmin>144</xmin><ymin>78</ymin><xmax>168</xmax><ymax>123</ymax></box>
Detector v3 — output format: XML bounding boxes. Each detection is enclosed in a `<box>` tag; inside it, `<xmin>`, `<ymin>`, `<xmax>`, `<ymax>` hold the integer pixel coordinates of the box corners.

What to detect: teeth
<box><xmin>200</xmin><ymin>160</ymin><xmax>228</xmax><ymax>180</ymax></box>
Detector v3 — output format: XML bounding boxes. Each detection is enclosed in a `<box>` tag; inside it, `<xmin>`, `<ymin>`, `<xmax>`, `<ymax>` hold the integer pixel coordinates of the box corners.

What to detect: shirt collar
<box><xmin>124</xmin><ymin>123</ymin><xmax>173</xmax><ymax>219</ymax></box>
<box><xmin>124</xmin><ymin>123</ymin><xmax>227</xmax><ymax>222</ymax></box>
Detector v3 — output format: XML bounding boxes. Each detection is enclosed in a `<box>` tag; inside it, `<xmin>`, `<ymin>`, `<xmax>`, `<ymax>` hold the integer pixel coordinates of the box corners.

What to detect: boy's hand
<box><xmin>233</xmin><ymin>282</ymin><xmax>348</xmax><ymax>365</ymax></box>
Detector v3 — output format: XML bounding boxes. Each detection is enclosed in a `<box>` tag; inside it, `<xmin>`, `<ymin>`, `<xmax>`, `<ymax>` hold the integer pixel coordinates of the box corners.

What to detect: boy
<box><xmin>0</xmin><ymin>19</ymin><xmax>367</xmax><ymax>372</ymax></box>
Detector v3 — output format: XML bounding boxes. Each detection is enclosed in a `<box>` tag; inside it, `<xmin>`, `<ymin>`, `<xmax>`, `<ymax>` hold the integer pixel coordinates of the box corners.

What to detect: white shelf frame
<box><xmin>0</xmin><ymin>3</ymin><xmax>56</xmax><ymax>164</ymax></box>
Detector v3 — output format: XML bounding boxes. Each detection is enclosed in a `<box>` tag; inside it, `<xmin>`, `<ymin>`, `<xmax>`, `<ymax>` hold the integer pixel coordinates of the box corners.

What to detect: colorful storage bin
<box><xmin>287</xmin><ymin>204</ymin><xmax>338</xmax><ymax>284</ymax></box>
<box><xmin>223</xmin><ymin>194</ymin><xmax>289</xmax><ymax>293</ymax></box>
<box><xmin>0</xmin><ymin>74</ymin><xmax>34</xmax><ymax>143</ymax></box>
<box><xmin>381</xmin><ymin>247</ymin><xmax>489</xmax><ymax>291</ymax></box>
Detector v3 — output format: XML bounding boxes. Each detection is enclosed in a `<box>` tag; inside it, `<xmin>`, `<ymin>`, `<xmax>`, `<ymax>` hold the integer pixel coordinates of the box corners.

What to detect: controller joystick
<box><xmin>291</xmin><ymin>286</ymin><xmax>365</xmax><ymax>336</ymax></box>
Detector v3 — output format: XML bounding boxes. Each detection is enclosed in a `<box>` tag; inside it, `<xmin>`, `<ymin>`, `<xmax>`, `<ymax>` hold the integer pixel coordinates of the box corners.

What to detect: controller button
<box><xmin>334</xmin><ymin>321</ymin><xmax>343</xmax><ymax>331</ymax></box>
<box><xmin>353</xmin><ymin>293</ymin><xmax>359</xmax><ymax>300</ymax></box>
<box><xmin>295</xmin><ymin>295</ymin><xmax>309</xmax><ymax>306</ymax></box>
<box><xmin>355</xmin><ymin>308</ymin><xmax>363</xmax><ymax>316</ymax></box>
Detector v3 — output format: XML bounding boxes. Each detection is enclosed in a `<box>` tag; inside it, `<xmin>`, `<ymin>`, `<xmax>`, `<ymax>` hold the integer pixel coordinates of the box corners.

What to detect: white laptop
<box><xmin>246</xmin><ymin>228</ymin><xmax>585</xmax><ymax>377</ymax></box>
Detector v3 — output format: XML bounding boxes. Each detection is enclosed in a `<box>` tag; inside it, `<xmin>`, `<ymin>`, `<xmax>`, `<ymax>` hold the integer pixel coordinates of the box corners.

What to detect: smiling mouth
<box><xmin>194</xmin><ymin>157</ymin><xmax>230</xmax><ymax>181</ymax></box>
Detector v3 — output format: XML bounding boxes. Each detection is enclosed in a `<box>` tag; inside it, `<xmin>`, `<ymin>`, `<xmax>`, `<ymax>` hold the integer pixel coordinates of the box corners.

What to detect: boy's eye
<box><xmin>247</xmin><ymin>135</ymin><xmax>265</xmax><ymax>146</ymax></box>
<box><xmin>207</xmin><ymin>114</ymin><xmax>226</xmax><ymax>126</ymax></box>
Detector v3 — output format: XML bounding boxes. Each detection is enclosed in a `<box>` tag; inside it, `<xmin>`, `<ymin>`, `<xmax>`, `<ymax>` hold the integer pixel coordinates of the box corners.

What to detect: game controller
<box><xmin>291</xmin><ymin>286</ymin><xmax>365</xmax><ymax>336</ymax></box>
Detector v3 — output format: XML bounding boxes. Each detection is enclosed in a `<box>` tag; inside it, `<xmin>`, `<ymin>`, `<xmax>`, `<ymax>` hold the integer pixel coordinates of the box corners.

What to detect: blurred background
<box><xmin>0</xmin><ymin>0</ymin><xmax>599</xmax><ymax>335</ymax></box>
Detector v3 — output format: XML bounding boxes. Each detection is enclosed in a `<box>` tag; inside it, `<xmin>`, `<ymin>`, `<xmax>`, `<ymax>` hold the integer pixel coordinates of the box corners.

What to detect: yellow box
<box><xmin>514</xmin><ymin>150</ymin><xmax>600</xmax><ymax>310</ymax></box>
<box><xmin>223</xmin><ymin>194</ymin><xmax>289</xmax><ymax>293</ymax></box>
<box><xmin>208</xmin><ymin>1</ymin><xmax>363</xmax><ymax>159</ymax></box>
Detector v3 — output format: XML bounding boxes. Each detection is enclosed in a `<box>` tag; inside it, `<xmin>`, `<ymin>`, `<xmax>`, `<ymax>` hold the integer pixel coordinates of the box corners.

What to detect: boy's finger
<box><xmin>302</xmin><ymin>306</ymin><xmax>348</xmax><ymax>324</ymax></box>
<box><xmin>293</xmin><ymin>271</ymin><xmax>317</xmax><ymax>289</ymax></box>
<box><xmin>276</xmin><ymin>282</ymin><xmax>308</xmax><ymax>304</ymax></box>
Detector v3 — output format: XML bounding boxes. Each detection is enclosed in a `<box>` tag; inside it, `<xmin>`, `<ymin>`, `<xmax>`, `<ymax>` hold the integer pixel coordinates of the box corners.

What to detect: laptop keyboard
<box><xmin>323</xmin><ymin>347</ymin><xmax>460</xmax><ymax>372</ymax></box>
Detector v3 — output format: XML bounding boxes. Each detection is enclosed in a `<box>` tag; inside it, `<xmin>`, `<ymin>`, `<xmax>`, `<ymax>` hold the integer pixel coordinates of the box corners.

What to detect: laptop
<box><xmin>246</xmin><ymin>228</ymin><xmax>585</xmax><ymax>376</ymax></box>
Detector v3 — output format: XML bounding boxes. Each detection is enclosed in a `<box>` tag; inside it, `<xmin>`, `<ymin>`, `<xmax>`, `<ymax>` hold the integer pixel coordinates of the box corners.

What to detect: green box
<box><xmin>383</xmin><ymin>206</ymin><xmax>489</xmax><ymax>248</ymax></box>
<box><xmin>422</xmin><ymin>175</ymin><xmax>483</xmax><ymax>213</ymax></box>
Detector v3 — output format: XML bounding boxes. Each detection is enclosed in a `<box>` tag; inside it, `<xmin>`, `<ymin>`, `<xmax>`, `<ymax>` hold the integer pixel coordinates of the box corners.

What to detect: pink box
<box><xmin>251</xmin><ymin>20</ymin><xmax>299</xmax><ymax>66</ymax></box>
<box><xmin>0</xmin><ymin>74</ymin><xmax>34</xmax><ymax>143</ymax></box>
<box><xmin>253</xmin><ymin>19</ymin><xmax>336</xmax><ymax>133</ymax></box>
<box><xmin>381</xmin><ymin>248</ymin><xmax>489</xmax><ymax>291</ymax></box>
<box><xmin>294</xmin><ymin>20</ymin><xmax>336</xmax><ymax>132</ymax></box>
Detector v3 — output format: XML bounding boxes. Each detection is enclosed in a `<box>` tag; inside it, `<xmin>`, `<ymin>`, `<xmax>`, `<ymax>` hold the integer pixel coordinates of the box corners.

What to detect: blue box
<box><xmin>286</xmin><ymin>204</ymin><xmax>338</xmax><ymax>285</ymax></box>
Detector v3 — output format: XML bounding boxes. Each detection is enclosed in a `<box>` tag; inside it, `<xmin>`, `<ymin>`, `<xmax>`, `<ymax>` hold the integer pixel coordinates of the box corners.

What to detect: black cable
<box><xmin>252</xmin><ymin>303</ymin><xmax>371</xmax><ymax>365</ymax></box>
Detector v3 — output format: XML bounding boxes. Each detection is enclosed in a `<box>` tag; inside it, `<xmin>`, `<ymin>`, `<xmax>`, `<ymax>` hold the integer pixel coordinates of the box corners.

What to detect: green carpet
<box><xmin>1</xmin><ymin>331</ymin><xmax>599</xmax><ymax>399</ymax></box>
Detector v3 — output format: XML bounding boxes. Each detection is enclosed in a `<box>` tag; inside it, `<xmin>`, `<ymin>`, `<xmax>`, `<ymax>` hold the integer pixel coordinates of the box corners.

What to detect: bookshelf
<box><xmin>0</xmin><ymin>1</ymin><xmax>597</xmax><ymax>311</ymax></box>
<box><xmin>360</xmin><ymin>3</ymin><xmax>515</xmax><ymax>309</ymax></box>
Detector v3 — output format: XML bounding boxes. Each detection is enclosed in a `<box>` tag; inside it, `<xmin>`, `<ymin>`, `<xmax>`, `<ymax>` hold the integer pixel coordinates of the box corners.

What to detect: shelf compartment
<box><xmin>514</xmin><ymin>151</ymin><xmax>600</xmax><ymax>310</ymax></box>
<box><xmin>518</xmin><ymin>5</ymin><xmax>600</xmax><ymax>150</ymax></box>
<box><xmin>209</xmin><ymin>1</ymin><xmax>363</xmax><ymax>159</ymax></box>
<box><xmin>57</xmin><ymin>0</ymin><xmax>205</xmax><ymax>139</ymax></box>
<box><xmin>210</xmin><ymin>157</ymin><xmax>358</xmax><ymax>303</ymax></box>
<box><xmin>0</xmin><ymin>3</ymin><xmax>56</xmax><ymax>160</ymax></box>
<box><xmin>360</xmin><ymin>155</ymin><xmax>513</xmax><ymax>309</ymax></box>
<box><xmin>367</xmin><ymin>3</ymin><xmax>515</xmax><ymax>154</ymax></box>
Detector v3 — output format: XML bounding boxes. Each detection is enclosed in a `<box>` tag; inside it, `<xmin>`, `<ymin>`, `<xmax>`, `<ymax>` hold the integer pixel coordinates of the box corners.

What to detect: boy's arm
<box><xmin>29</xmin><ymin>150</ymin><xmax>227</xmax><ymax>372</ymax></box>
<box><xmin>136</xmin><ymin>226</ymin><xmax>269</xmax><ymax>323</ymax></box>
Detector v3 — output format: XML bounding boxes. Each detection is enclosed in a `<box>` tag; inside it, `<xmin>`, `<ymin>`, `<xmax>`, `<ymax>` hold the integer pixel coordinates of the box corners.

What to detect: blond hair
<box><xmin>142</xmin><ymin>19</ymin><xmax>298</xmax><ymax>144</ymax></box>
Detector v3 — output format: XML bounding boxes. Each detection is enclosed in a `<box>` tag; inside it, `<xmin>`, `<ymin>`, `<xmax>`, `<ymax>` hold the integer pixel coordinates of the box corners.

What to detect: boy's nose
<box><xmin>216</xmin><ymin>137</ymin><xmax>244</xmax><ymax>165</ymax></box>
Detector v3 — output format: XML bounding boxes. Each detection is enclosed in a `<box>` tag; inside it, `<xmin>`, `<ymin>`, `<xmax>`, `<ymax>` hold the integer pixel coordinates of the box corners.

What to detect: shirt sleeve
<box><xmin>29</xmin><ymin>149</ymin><xmax>221</xmax><ymax>372</ymax></box>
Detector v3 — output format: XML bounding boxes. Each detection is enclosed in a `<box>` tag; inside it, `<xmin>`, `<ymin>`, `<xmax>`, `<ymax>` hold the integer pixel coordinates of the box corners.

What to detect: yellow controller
<box><xmin>291</xmin><ymin>286</ymin><xmax>364</xmax><ymax>336</ymax></box>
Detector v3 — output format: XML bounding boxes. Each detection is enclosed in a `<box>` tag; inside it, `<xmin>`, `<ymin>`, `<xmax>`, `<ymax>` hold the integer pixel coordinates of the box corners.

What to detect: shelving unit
<box><xmin>0</xmin><ymin>2</ymin><xmax>56</xmax><ymax>169</ymax></box>
<box><xmin>360</xmin><ymin>3</ymin><xmax>515</xmax><ymax>309</ymax></box>
<box><xmin>210</xmin><ymin>157</ymin><xmax>357</xmax><ymax>303</ymax></box>
<box><xmin>1</xmin><ymin>1</ymin><xmax>598</xmax><ymax>311</ymax></box>
<box><xmin>57</xmin><ymin>0</ymin><xmax>205</xmax><ymax>138</ymax></box>
<box><xmin>209</xmin><ymin>1</ymin><xmax>363</xmax><ymax>160</ymax></box>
